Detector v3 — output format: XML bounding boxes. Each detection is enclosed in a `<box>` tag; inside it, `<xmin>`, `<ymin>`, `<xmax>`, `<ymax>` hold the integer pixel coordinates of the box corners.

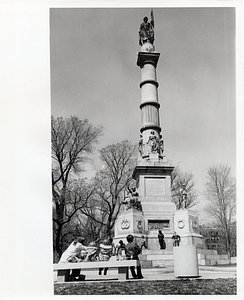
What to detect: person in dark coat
<box><xmin>125</xmin><ymin>234</ymin><xmax>144</xmax><ymax>279</ymax></box>
<box><xmin>158</xmin><ymin>230</ymin><xmax>166</xmax><ymax>249</ymax></box>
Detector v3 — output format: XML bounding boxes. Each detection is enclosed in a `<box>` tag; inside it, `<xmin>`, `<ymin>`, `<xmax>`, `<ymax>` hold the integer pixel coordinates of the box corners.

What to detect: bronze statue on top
<box><xmin>139</xmin><ymin>10</ymin><xmax>155</xmax><ymax>46</ymax></box>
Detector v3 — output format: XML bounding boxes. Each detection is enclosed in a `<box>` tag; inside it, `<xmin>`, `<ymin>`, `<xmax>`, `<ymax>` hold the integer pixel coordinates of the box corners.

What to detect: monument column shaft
<box><xmin>141</xmin><ymin>104</ymin><xmax>160</xmax><ymax>128</ymax></box>
<box><xmin>141</xmin><ymin>64</ymin><xmax>158</xmax><ymax>105</ymax></box>
<box><xmin>137</xmin><ymin>50</ymin><xmax>162</xmax><ymax>158</ymax></box>
<box><xmin>140</xmin><ymin>64</ymin><xmax>160</xmax><ymax>128</ymax></box>
<box><xmin>139</xmin><ymin>58</ymin><xmax>161</xmax><ymax>134</ymax></box>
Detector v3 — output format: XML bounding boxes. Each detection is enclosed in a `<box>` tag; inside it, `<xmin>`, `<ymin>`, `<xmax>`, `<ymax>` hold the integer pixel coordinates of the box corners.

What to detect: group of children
<box><xmin>58</xmin><ymin>234</ymin><xmax>144</xmax><ymax>281</ymax></box>
<box><xmin>58</xmin><ymin>232</ymin><xmax>181</xmax><ymax>281</ymax></box>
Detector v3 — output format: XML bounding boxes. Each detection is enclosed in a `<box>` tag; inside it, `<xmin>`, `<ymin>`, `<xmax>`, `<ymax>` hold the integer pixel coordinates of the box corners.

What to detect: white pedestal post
<box><xmin>173</xmin><ymin>244</ymin><xmax>200</xmax><ymax>277</ymax></box>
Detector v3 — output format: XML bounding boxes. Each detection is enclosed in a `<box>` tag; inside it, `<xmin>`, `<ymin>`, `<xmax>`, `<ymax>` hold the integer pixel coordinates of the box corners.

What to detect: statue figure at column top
<box><xmin>139</xmin><ymin>10</ymin><xmax>154</xmax><ymax>46</ymax></box>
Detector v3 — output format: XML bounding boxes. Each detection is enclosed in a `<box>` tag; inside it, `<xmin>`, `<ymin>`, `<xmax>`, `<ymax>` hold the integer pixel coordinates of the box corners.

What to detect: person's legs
<box><xmin>70</xmin><ymin>269</ymin><xmax>81</xmax><ymax>281</ymax></box>
<box><xmin>130</xmin><ymin>266</ymin><xmax>138</xmax><ymax>278</ymax></box>
<box><xmin>103</xmin><ymin>268</ymin><xmax>108</xmax><ymax>275</ymax></box>
<box><xmin>98</xmin><ymin>268</ymin><xmax>103</xmax><ymax>275</ymax></box>
<box><xmin>136</xmin><ymin>265</ymin><xmax>144</xmax><ymax>279</ymax></box>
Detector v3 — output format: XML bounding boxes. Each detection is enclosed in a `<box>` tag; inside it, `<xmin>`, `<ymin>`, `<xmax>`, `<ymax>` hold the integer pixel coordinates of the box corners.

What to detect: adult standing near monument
<box><xmin>125</xmin><ymin>234</ymin><xmax>144</xmax><ymax>279</ymax></box>
<box><xmin>158</xmin><ymin>230</ymin><xmax>166</xmax><ymax>249</ymax></box>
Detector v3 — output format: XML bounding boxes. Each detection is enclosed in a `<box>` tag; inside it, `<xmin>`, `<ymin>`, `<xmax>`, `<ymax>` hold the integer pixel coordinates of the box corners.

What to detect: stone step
<box><xmin>140</xmin><ymin>260</ymin><xmax>153</xmax><ymax>268</ymax></box>
<box><xmin>205</xmin><ymin>254</ymin><xmax>229</xmax><ymax>260</ymax></box>
<box><xmin>142</xmin><ymin>249</ymin><xmax>173</xmax><ymax>255</ymax></box>
<box><xmin>152</xmin><ymin>260</ymin><xmax>174</xmax><ymax>267</ymax></box>
<box><xmin>197</xmin><ymin>253</ymin><xmax>206</xmax><ymax>259</ymax></box>
<box><xmin>197</xmin><ymin>253</ymin><xmax>229</xmax><ymax>260</ymax></box>
<box><xmin>198</xmin><ymin>259</ymin><xmax>211</xmax><ymax>265</ymax></box>
<box><xmin>197</xmin><ymin>248</ymin><xmax>218</xmax><ymax>255</ymax></box>
<box><xmin>147</xmin><ymin>254</ymin><xmax>173</xmax><ymax>260</ymax></box>
<box><xmin>208</xmin><ymin>259</ymin><xmax>231</xmax><ymax>265</ymax></box>
<box><xmin>140</xmin><ymin>247</ymin><xmax>230</xmax><ymax>267</ymax></box>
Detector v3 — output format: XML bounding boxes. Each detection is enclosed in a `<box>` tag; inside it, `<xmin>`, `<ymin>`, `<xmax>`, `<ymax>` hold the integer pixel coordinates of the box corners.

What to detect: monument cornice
<box><xmin>132</xmin><ymin>165</ymin><xmax>174</xmax><ymax>179</ymax></box>
<box><xmin>136</xmin><ymin>52</ymin><xmax>160</xmax><ymax>68</ymax></box>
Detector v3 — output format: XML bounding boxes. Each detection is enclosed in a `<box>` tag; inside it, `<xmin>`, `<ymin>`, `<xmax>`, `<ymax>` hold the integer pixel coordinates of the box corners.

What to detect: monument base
<box><xmin>173</xmin><ymin>209</ymin><xmax>204</xmax><ymax>248</ymax></box>
<box><xmin>114</xmin><ymin>208</ymin><xmax>146</xmax><ymax>245</ymax></box>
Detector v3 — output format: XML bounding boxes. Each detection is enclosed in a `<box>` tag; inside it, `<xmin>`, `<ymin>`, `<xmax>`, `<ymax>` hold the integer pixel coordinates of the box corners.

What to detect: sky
<box><xmin>50</xmin><ymin>7</ymin><xmax>237</xmax><ymax>218</ymax></box>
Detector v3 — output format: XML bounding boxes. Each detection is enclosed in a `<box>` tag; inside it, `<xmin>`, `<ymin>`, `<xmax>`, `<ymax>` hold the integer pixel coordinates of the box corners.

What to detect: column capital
<box><xmin>137</xmin><ymin>52</ymin><xmax>160</xmax><ymax>68</ymax></box>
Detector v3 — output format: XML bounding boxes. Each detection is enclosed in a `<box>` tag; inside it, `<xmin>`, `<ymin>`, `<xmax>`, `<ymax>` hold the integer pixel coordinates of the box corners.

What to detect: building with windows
<box><xmin>199</xmin><ymin>222</ymin><xmax>236</xmax><ymax>257</ymax></box>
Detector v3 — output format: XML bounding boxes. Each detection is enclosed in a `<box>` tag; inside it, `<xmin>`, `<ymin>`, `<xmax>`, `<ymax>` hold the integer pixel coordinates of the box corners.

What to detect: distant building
<box><xmin>199</xmin><ymin>222</ymin><xmax>236</xmax><ymax>257</ymax></box>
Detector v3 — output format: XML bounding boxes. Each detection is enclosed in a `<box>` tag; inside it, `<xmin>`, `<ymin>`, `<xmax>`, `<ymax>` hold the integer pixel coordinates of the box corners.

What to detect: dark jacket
<box><xmin>125</xmin><ymin>241</ymin><xmax>141</xmax><ymax>260</ymax></box>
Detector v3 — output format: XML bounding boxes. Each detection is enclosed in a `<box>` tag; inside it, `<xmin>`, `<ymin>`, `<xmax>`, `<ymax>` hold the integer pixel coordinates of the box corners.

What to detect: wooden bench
<box><xmin>54</xmin><ymin>260</ymin><xmax>139</xmax><ymax>282</ymax></box>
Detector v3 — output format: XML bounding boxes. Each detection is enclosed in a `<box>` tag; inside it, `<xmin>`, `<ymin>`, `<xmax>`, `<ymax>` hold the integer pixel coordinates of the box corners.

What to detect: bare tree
<box><xmin>204</xmin><ymin>164</ymin><xmax>236</xmax><ymax>258</ymax></box>
<box><xmin>81</xmin><ymin>140</ymin><xmax>137</xmax><ymax>237</ymax></box>
<box><xmin>52</xmin><ymin>116</ymin><xmax>102</xmax><ymax>261</ymax></box>
<box><xmin>171</xmin><ymin>165</ymin><xmax>198</xmax><ymax>209</ymax></box>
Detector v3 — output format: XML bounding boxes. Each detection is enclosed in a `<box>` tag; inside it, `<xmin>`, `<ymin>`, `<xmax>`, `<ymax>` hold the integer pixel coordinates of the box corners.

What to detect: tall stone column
<box><xmin>137</xmin><ymin>43</ymin><xmax>163</xmax><ymax>160</ymax></box>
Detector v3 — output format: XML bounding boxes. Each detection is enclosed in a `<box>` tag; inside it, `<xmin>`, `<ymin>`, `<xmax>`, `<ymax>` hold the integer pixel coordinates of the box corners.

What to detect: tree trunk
<box><xmin>55</xmin><ymin>224</ymin><xmax>63</xmax><ymax>262</ymax></box>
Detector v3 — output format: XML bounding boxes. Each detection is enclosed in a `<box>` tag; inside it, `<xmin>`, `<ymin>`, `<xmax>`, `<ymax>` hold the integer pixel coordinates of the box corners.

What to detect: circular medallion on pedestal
<box><xmin>191</xmin><ymin>219</ymin><xmax>198</xmax><ymax>229</ymax></box>
<box><xmin>136</xmin><ymin>219</ymin><xmax>143</xmax><ymax>229</ymax></box>
<box><xmin>178</xmin><ymin>220</ymin><xmax>185</xmax><ymax>229</ymax></box>
<box><xmin>121</xmin><ymin>219</ymin><xmax>130</xmax><ymax>230</ymax></box>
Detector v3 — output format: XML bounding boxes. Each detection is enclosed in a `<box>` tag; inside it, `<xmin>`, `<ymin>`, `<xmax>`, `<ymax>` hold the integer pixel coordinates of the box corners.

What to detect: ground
<box><xmin>54</xmin><ymin>278</ymin><xmax>237</xmax><ymax>295</ymax></box>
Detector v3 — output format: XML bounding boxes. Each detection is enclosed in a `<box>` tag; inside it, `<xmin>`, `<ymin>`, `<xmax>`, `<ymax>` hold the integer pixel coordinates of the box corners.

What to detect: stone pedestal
<box><xmin>132</xmin><ymin>162</ymin><xmax>176</xmax><ymax>249</ymax></box>
<box><xmin>114</xmin><ymin>208</ymin><xmax>145</xmax><ymax>245</ymax></box>
<box><xmin>173</xmin><ymin>209</ymin><xmax>204</xmax><ymax>248</ymax></box>
<box><xmin>173</xmin><ymin>245</ymin><xmax>200</xmax><ymax>277</ymax></box>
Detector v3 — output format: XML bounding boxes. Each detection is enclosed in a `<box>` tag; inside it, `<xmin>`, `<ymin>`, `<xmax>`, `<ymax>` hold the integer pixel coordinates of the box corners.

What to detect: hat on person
<box><xmin>126</xmin><ymin>234</ymin><xmax>134</xmax><ymax>242</ymax></box>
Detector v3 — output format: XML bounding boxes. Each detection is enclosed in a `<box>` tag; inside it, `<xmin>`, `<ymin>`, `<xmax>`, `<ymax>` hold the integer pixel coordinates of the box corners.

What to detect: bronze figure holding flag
<box><xmin>139</xmin><ymin>10</ymin><xmax>155</xmax><ymax>46</ymax></box>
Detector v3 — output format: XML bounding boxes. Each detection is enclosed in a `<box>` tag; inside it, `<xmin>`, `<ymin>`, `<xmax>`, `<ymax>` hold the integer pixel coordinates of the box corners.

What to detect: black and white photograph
<box><xmin>1</xmin><ymin>1</ymin><xmax>242</xmax><ymax>298</ymax></box>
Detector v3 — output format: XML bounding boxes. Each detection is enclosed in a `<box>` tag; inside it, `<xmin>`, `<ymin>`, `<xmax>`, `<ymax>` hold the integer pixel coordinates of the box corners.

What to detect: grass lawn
<box><xmin>54</xmin><ymin>278</ymin><xmax>237</xmax><ymax>295</ymax></box>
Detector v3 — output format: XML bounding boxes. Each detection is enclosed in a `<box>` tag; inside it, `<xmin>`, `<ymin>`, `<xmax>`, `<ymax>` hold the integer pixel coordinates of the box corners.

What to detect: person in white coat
<box><xmin>59</xmin><ymin>237</ymin><xmax>96</xmax><ymax>281</ymax></box>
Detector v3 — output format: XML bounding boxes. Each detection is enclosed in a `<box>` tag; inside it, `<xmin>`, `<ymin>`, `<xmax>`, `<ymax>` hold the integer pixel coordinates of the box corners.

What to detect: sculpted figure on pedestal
<box><xmin>122</xmin><ymin>185</ymin><xmax>142</xmax><ymax>211</ymax></box>
<box><xmin>179</xmin><ymin>184</ymin><xmax>187</xmax><ymax>209</ymax></box>
<box><xmin>148</xmin><ymin>131</ymin><xmax>159</xmax><ymax>153</ymax></box>
<box><xmin>159</xmin><ymin>135</ymin><xmax>164</xmax><ymax>156</ymax></box>
<box><xmin>139</xmin><ymin>134</ymin><xmax>143</xmax><ymax>156</ymax></box>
